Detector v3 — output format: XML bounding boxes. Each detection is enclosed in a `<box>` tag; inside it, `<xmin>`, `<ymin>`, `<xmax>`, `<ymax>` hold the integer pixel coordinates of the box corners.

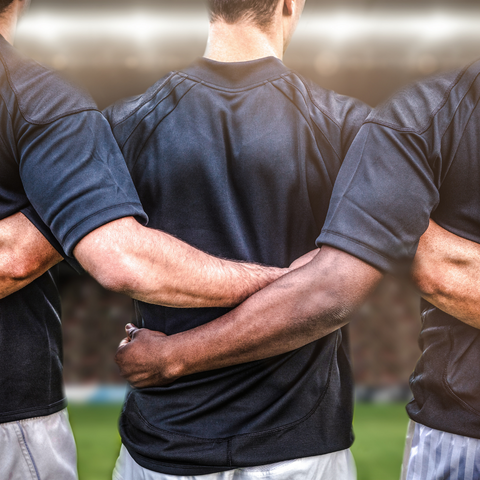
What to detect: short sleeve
<box><xmin>21</xmin><ymin>204</ymin><xmax>83</xmax><ymax>272</ymax></box>
<box><xmin>317</xmin><ymin>122</ymin><xmax>440</xmax><ymax>273</ymax></box>
<box><xmin>16</xmin><ymin>110</ymin><xmax>148</xmax><ymax>256</ymax></box>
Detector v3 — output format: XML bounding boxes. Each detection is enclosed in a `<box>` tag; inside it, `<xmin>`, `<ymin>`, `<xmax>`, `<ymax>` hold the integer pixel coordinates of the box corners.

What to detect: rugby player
<box><xmin>0</xmin><ymin>1</ymin><xmax>292</xmax><ymax>478</ymax></box>
<box><xmin>107</xmin><ymin>0</ymin><xmax>480</xmax><ymax>478</ymax></box>
<box><xmin>116</xmin><ymin>5</ymin><xmax>480</xmax><ymax>480</ymax></box>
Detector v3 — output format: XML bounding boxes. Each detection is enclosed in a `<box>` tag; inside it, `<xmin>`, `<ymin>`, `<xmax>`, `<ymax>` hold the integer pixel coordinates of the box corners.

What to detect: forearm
<box><xmin>413</xmin><ymin>220</ymin><xmax>480</xmax><ymax>328</ymax></box>
<box><xmin>0</xmin><ymin>213</ymin><xmax>63</xmax><ymax>299</ymax></box>
<box><xmin>74</xmin><ymin>217</ymin><xmax>286</xmax><ymax>308</ymax></box>
<box><xmin>157</xmin><ymin>247</ymin><xmax>382</xmax><ymax>381</ymax></box>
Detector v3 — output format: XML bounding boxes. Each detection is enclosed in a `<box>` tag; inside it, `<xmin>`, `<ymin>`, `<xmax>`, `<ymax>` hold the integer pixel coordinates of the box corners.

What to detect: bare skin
<box><xmin>73</xmin><ymin>217</ymin><xmax>286</xmax><ymax>309</ymax></box>
<box><xmin>412</xmin><ymin>219</ymin><xmax>480</xmax><ymax>328</ymax></box>
<box><xmin>0</xmin><ymin>0</ymin><xmax>288</xmax><ymax>309</ymax></box>
<box><xmin>205</xmin><ymin>0</ymin><xmax>304</xmax><ymax>62</ymax></box>
<box><xmin>0</xmin><ymin>212</ymin><xmax>62</xmax><ymax>299</ymax></box>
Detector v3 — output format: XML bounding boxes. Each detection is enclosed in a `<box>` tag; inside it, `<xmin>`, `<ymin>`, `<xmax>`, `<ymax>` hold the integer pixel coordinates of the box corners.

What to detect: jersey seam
<box><xmin>0</xmin><ymin>51</ymin><xmax>99</xmax><ymax>126</ymax></box>
<box><xmin>0</xmin><ymin>89</ymin><xmax>20</xmax><ymax>159</ymax></box>
<box><xmin>127</xmin><ymin>82</ymin><xmax>199</xmax><ymax>171</ymax></box>
<box><xmin>269</xmin><ymin>78</ymin><xmax>336</xmax><ymax>167</ymax></box>
<box><xmin>0</xmin><ymin>89</ymin><xmax>14</xmax><ymax>124</ymax></box>
<box><xmin>181</xmin><ymin>71</ymin><xmax>289</xmax><ymax>93</ymax></box>
<box><xmin>118</xmin><ymin>75</ymin><xmax>189</xmax><ymax>152</ymax></box>
<box><xmin>438</xmin><ymin>94</ymin><xmax>480</xmax><ymax>187</ymax></box>
<box><xmin>439</xmin><ymin>71</ymin><xmax>480</xmax><ymax>140</ymax></box>
<box><xmin>110</xmin><ymin>72</ymin><xmax>178</xmax><ymax>129</ymax></box>
<box><xmin>297</xmin><ymin>73</ymin><xmax>343</xmax><ymax>130</ymax></box>
<box><xmin>365</xmin><ymin>62</ymin><xmax>473</xmax><ymax>135</ymax></box>
<box><xmin>278</xmin><ymin>75</ymin><xmax>343</xmax><ymax>167</ymax></box>
<box><xmin>268</xmin><ymin>77</ymin><xmax>336</xmax><ymax>232</ymax></box>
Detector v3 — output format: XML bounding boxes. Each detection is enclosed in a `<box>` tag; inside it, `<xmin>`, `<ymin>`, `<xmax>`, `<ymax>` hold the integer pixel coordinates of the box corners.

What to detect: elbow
<box><xmin>92</xmin><ymin>264</ymin><xmax>134</xmax><ymax>295</ymax></box>
<box><xmin>2</xmin><ymin>257</ymin><xmax>36</xmax><ymax>283</ymax></box>
<box><xmin>87</xmin><ymin>251</ymin><xmax>144</xmax><ymax>297</ymax></box>
<box><xmin>305</xmin><ymin>289</ymin><xmax>354</xmax><ymax>337</ymax></box>
<box><xmin>411</xmin><ymin>262</ymin><xmax>443</xmax><ymax>298</ymax></box>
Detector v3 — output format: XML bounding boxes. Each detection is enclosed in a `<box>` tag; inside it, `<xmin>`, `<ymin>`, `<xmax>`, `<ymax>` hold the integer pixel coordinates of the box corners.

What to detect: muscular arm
<box><xmin>74</xmin><ymin>217</ymin><xmax>286</xmax><ymax>309</ymax></box>
<box><xmin>412</xmin><ymin>219</ymin><xmax>480</xmax><ymax>328</ymax></box>
<box><xmin>115</xmin><ymin>246</ymin><xmax>382</xmax><ymax>387</ymax></box>
<box><xmin>0</xmin><ymin>212</ymin><xmax>62</xmax><ymax>299</ymax></box>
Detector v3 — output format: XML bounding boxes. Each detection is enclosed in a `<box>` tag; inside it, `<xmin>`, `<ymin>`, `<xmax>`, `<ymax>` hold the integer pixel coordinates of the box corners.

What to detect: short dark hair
<box><xmin>0</xmin><ymin>0</ymin><xmax>15</xmax><ymax>15</ymax></box>
<box><xmin>208</xmin><ymin>0</ymin><xmax>279</xmax><ymax>29</ymax></box>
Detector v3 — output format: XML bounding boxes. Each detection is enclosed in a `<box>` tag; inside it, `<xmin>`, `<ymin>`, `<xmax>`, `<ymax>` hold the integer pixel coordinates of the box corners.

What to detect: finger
<box><xmin>118</xmin><ymin>336</ymin><xmax>131</xmax><ymax>350</ymax></box>
<box><xmin>125</xmin><ymin>323</ymin><xmax>140</xmax><ymax>338</ymax></box>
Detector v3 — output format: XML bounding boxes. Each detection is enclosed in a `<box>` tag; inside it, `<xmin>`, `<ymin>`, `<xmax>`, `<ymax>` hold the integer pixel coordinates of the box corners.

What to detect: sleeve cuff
<box><xmin>21</xmin><ymin>205</ymin><xmax>84</xmax><ymax>273</ymax></box>
<box><xmin>317</xmin><ymin>230</ymin><xmax>397</xmax><ymax>274</ymax></box>
<box><xmin>61</xmin><ymin>203</ymin><xmax>148</xmax><ymax>257</ymax></box>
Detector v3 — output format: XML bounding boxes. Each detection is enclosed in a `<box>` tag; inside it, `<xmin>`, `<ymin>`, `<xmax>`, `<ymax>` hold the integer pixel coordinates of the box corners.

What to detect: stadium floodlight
<box><xmin>16</xmin><ymin>9</ymin><xmax>480</xmax><ymax>46</ymax></box>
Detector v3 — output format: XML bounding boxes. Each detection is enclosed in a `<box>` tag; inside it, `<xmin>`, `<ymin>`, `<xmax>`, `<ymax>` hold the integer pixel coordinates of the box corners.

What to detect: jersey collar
<box><xmin>182</xmin><ymin>56</ymin><xmax>289</xmax><ymax>89</ymax></box>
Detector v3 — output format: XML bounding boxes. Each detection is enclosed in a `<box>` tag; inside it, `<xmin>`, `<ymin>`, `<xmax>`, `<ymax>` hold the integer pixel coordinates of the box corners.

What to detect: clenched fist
<box><xmin>115</xmin><ymin>324</ymin><xmax>181</xmax><ymax>388</ymax></box>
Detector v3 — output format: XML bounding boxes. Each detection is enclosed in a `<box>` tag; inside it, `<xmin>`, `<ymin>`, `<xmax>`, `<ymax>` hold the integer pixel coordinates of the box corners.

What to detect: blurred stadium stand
<box><xmin>19</xmin><ymin>0</ymin><xmax>480</xmax><ymax>401</ymax></box>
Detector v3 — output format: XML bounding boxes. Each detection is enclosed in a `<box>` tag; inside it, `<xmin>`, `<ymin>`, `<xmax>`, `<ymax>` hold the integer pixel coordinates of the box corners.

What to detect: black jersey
<box><xmin>318</xmin><ymin>60</ymin><xmax>480</xmax><ymax>439</ymax></box>
<box><xmin>105</xmin><ymin>56</ymin><xmax>370</xmax><ymax>475</ymax></box>
<box><xmin>0</xmin><ymin>36</ymin><xmax>147</xmax><ymax>424</ymax></box>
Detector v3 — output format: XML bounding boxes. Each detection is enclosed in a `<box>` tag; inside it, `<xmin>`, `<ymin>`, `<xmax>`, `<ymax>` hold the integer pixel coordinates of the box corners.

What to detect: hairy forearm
<box><xmin>0</xmin><ymin>213</ymin><xmax>63</xmax><ymax>299</ymax></box>
<box><xmin>118</xmin><ymin>247</ymin><xmax>382</xmax><ymax>386</ymax></box>
<box><xmin>413</xmin><ymin>220</ymin><xmax>480</xmax><ymax>328</ymax></box>
<box><xmin>74</xmin><ymin>217</ymin><xmax>286</xmax><ymax>308</ymax></box>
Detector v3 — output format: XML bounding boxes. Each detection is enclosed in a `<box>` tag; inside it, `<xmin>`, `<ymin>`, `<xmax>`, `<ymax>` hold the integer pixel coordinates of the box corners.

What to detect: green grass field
<box><xmin>68</xmin><ymin>403</ymin><xmax>409</xmax><ymax>480</ymax></box>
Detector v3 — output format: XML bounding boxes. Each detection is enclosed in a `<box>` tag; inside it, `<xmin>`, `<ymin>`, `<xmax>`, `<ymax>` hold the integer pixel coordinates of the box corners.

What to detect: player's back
<box><xmin>105</xmin><ymin>56</ymin><xmax>370</xmax><ymax>475</ymax></box>
<box><xmin>0</xmin><ymin>34</ymin><xmax>146</xmax><ymax>426</ymax></box>
<box><xmin>0</xmin><ymin>35</ymin><xmax>95</xmax><ymax>423</ymax></box>
<box><xmin>385</xmin><ymin>63</ymin><xmax>480</xmax><ymax>438</ymax></box>
<box><xmin>319</xmin><ymin>59</ymin><xmax>480</xmax><ymax>441</ymax></box>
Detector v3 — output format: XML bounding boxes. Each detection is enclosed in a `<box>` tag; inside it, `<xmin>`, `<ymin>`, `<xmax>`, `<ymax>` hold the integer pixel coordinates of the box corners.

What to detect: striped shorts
<box><xmin>401</xmin><ymin>421</ymin><xmax>480</xmax><ymax>480</ymax></box>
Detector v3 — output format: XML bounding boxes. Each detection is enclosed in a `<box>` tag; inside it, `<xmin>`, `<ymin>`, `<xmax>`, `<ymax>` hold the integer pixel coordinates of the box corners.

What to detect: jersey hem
<box><xmin>0</xmin><ymin>397</ymin><xmax>67</xmax><ymax>425</ymax></box>
<box><xmin>125</xmin><ymin>440</ymin><xmax>354</xmax><ymax>476</ymax></box>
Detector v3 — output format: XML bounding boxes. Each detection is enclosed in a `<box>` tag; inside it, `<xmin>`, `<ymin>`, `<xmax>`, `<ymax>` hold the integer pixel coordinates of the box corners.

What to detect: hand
<box><xmin>289</xmin><ymin>248</ymin><xmax>321</xmax><ymax>270</ymax></box>
<box><xmin>115</xmin><ymin>324</ymin><xmax>179</xmax><ymax>388</ymax></box>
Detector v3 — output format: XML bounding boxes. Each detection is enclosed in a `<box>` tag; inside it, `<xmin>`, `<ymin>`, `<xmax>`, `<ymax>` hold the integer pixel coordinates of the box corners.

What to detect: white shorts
<box><xmin>401</xmin><ymin>420</ymin><xmax>480</xmax><ymax>480</ymax></box>
<box><xmin>0</xmin><ymin>408</ymin><xmax>78</xmax><ymax>480</ymax></box>
<box><xmin>113</xmin><ymin>445</ymin><xmax>357</xmax><ymax>480</ymax></box>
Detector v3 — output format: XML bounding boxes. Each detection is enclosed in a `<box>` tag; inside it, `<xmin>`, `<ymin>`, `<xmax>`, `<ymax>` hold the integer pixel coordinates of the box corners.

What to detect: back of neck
<box><xmin>0</xmin><ymin>10</ymin><xmax>17</xmax><ymax>44</ymax></box>
<box><xmin>204</xmin><ymin>20</ymin><xmax>283</xmax><ymax>63</ymax></box>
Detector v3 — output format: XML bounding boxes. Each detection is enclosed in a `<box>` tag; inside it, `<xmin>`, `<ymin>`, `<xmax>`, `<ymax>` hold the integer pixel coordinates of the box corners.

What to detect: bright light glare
<box><xmin>296</xmin><ymin>11</ymin><xmax>480</xmax><ymax>43</ymax></box>
<box><xmin>16</xmin><ymin>10</ymin><xmax>480</xmax><ymax>46</ymax></box>
<box><xmin>17</xmin><ymin>12</ymin><xmax>209</xmax><ymax>44</ymax></box>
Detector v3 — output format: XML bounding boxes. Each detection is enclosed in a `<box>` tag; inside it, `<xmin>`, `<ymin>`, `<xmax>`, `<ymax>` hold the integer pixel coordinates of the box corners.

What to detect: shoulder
<box><xmin>104</xmin><ymin>72</ymin><xmax>178</xmax><ymax>129</ymax></box>
<box><xmin>0</xmin><ymin>41</ymin><xmax>97</xmax><ymax>125</ymax></box>
<box><xmin>283</xmin><ymin>72</ymin><xmax>371</xmax><ymax>156</ymax></box>
<box><xmin>285</xmin><ymin>73</ymin><xmax>371</xmax><ymax>131</ymax></box>
<box><xmin>366</xmin><ymin>63</ymin><xmax>480</xmax><ymax>133</ymax></box>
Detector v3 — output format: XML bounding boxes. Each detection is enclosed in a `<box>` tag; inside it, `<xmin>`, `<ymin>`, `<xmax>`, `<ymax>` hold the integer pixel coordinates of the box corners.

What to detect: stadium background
<box><xmin>14</xmin><ymin>0</ymin><xmax>480</xmax><ymax>478</ymax></box>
